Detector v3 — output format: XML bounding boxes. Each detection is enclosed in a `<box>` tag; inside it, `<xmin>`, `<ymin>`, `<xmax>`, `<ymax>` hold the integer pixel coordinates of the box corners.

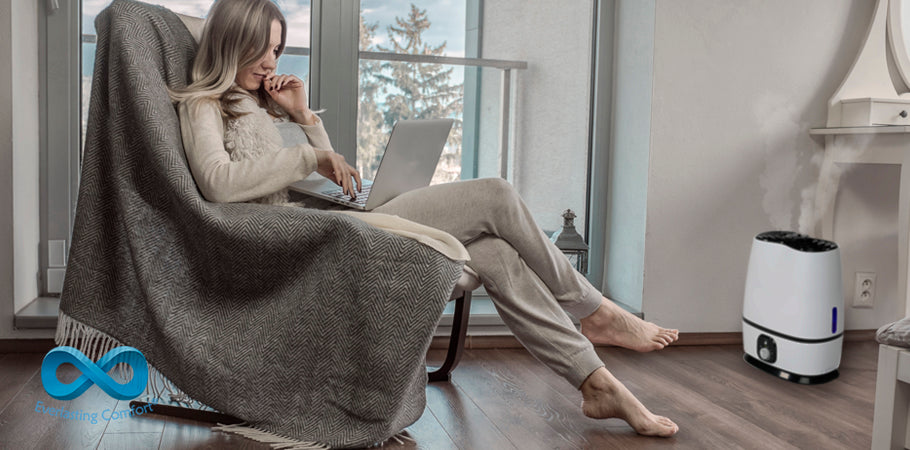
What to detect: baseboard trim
<box><xmin>0</xmin><ymin>338</ymin><xmax>56</xmax><ymax>353</ymax></box>
<box><xmin>3</xmin><ymin>331</ymin><xmax>877</xmax><ymax>354</ymax></box>
<box><xmin>844</xmin><ymin>329</ymin><xmax>876</xmax><ymax>342</ymax></box>
<box><xmin>431</xmin><ymin>329</ymin><xmax>878</xmax><ymax>350</ymax></box>
<box><xmin>675</xmin><ymin>332</ymin><xmax>743</xmax><ymax>346</ymax></box>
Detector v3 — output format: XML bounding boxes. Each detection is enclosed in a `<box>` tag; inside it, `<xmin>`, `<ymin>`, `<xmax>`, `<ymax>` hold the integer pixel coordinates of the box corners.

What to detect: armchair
<box><xmin>58</xmin><ymin>1</ymin><xmax>477</xmax><ymax>447</ymax></box>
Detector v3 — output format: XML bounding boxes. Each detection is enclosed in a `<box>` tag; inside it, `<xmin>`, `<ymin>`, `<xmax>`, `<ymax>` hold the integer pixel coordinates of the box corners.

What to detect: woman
<box><xmin>172</xmin><ymin>0</ymin><xmax>679</xmax><ymax>438</ymax></box>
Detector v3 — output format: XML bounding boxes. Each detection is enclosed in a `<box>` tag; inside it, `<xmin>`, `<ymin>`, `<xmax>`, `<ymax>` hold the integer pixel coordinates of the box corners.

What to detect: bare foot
<box><xmin>579</xmin><ymin>297</ymin><xmax>678</xmax><ymax>352</ymax></box>
<box><xmin>581</xmin><ymin>367</ymin><xmax>678</xmax><ymax>437</ymax></box>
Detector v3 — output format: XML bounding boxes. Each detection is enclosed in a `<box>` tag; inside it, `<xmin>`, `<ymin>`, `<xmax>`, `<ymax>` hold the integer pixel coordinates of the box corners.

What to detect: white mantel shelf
<box><xmin>810</xmin><ymin>126</ymin><xmax>910</xmax><ymax>135</ymax></box>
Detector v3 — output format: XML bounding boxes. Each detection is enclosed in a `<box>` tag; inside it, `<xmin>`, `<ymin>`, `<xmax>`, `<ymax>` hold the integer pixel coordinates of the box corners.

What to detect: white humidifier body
<box><xmin>742</xmin><ymin>231</ymin><xmax>843</xmax><ymax>384</ymax></box>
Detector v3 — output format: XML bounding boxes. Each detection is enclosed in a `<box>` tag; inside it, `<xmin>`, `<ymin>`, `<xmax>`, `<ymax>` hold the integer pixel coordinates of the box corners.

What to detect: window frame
<box><xmin>29</xmin><ymin>0</ymin><xmax>616</xmax><ymax>332</ymax></box>
<box><xmin>40</xmin><ymin>0</ymin><xmax>81</xmax><ymax>296</ymax></box>
<box><xmin>309</xmin><ymin>0</ymin><xmax>361</xmax><ymax>164</ymax></box>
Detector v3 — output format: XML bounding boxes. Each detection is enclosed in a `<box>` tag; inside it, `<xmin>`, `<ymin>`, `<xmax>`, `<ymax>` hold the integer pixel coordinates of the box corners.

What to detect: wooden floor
<box><xmin>0</xmin><ymin>341</ymin><xmax>878</xmax><ymax>449</ymax></box>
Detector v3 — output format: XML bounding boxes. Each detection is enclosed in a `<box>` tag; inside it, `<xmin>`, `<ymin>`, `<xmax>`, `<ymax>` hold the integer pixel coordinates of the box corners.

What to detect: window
<box><xmin>44</xmin><ymin>1</ymin><xmax>599</xmax><ymax>329</ymax></box>
<box><xmin>41</xmin><ymin>0</ymin><xmax>80</xmax><ymax>296</ymax></box>
<box><xmin>358</xmin><ymin>1</ymin><xmax>469</xmax><ymax>184</ymax></box>
<box><xmin>353</xmin><ymin>1</ymin><xmax>595</xmax><ymax>236</ymax></box>
<box><xmin>74</xmin><ymin>0</ymin><xmax>594</xmax><ymax>238</ymax></box>
<box><xmin>274</xmin><ymin>1</ymin><xmax>313</xmax><ymax>86</ymax></box>
<box><xmin>476</xmin><ymin>1</ymin><xmax>595</xmax><ymax>234</ymax></box>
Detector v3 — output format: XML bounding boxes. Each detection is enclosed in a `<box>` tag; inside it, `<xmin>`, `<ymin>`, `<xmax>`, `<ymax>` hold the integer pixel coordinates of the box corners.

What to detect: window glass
<box><xmin>358</xmin><ymin>1</ymin><xmax>468</xmax><ymax>184</ymax></box>
<box><xmin>274</xmin><ymin>1</ymin><xmax>312</xmax><ymax>91</ymax></box>
<box><xmin>477</xmin><ymin>1</ymin><xmax>594</xmax><ymax>233</ymax></box>
<box><xmin>357</xmin><ymin>1</ymin><xmax>593</xmax><ymax>234</ymax></box>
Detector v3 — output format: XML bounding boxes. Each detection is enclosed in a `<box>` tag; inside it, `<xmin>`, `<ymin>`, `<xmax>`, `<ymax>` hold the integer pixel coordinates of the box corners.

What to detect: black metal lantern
<box><xmin>550</xmin><ymin>209</ymin><xmax>588</xmax><ymax>275</ymax></box>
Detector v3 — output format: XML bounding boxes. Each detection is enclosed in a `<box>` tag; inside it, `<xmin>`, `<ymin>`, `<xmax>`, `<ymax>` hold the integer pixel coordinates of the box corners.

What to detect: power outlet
<box><xmin>853</xmin><ymin>272</ymin><xmax>876</xmax><ymax>308</ymax></box>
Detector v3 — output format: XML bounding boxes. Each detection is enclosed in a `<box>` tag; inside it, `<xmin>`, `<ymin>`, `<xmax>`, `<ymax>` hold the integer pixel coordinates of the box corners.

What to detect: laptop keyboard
<box><xmin>323</xmin><ymin>184</ymin><xmax>373</xmax><ymax>206</ymax></box>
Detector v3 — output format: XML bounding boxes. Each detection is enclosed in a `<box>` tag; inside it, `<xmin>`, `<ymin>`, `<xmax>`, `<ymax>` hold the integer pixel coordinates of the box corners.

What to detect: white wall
<box><xmin>642</xmin><ymin>0</ymin><xmax>886</xmax><ymax>332</ymax></box>
<box><xmin>480</xmin><ymin>0</ymin><xmax>594</xmax><ymax>234</ymax></box>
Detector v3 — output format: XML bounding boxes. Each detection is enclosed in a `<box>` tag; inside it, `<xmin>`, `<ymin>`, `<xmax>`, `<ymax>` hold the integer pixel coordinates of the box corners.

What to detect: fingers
<box><xmin>342</xmin><ymin>164</ymin><xmax>361</xmax><ymax>199</ymax></box>
<box><xmin>339</xmin><ymin>162</ymin><xmax>353</xmax><ymax>198</ymax></box>
<box><xmin>283</xmin><ymin>76</ymin><xmax>303</xmax><ymax>89</ymax></box>
<box><xmin>331</xmin><ymin>157</ymin><xmax>344</xmax><ymax>188</ymax></box>
<box><xmin>273</xmin><ymin>75</ymin><xmax>288</xmax><ymax>91</ymax></box>
<box><xmin>314</xmin><ymin>149</ymin><xmax>361</xmax><ymax>199</ymax></box>
<box><xmin>341</xmin><ymin>163</ymin><xmax>360</xmax><ymax>199</ymax></box>
<box><xmin>276</xmin><ymin>75</ymin><xmax>290</xmax><ymax>90</ymax></box>
<box><xmin>330</xmin><ymin>155</ymin><xmax>356</xmax><ymax>199</ymax></box>
<box><xmin>351</xmin><ymin>165</ymin><xmax>362</xmax><ymax>193</ymax></box>
<box><xmin>265</xmin><ymin>74</ymin><xmax>303</xmax><ymax>92</ymax></box>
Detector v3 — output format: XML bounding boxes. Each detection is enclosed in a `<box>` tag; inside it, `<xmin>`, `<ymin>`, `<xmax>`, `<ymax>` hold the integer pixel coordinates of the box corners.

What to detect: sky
<box><xmin>361</xmin><ymin>0</ymin><xmax>466</xmax><ymax>57</ymax></box>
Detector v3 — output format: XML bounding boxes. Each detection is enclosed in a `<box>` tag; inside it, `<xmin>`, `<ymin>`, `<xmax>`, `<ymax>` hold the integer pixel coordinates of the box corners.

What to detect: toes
<box><xmin>657</xmin><ymin>330</ymin><xmax>678</xmax><ymax>344</ymax></box>
<box><xmin>654</xmin><ymin>416</ymin><xmax>679</xmax><ymax>436</ymax></box>
<box><xmin>654</xmin><ymin>334</ymin><xmax>672</xmax><ymax>346</ymax></box>
<box><xmin>639</xmin><ymin>419</ymin><xmax>678</xmax><ymax>437</ymax></box>
<box><xmin>659</xmin><ymin>328</ymin><xmax>678</xmax><ymax>338</ymax></box>
<box><xmin>637</xmin><ymin>342</ymin><xmax>662</xmax><ymax>352</ymax></box>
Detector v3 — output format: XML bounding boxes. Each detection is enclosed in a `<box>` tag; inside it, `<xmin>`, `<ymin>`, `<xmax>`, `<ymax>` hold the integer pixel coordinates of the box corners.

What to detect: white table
<box><xmin>810</xmin><ymin>127</ymin><xmax>910</xmax><ymax>316</ymax></box>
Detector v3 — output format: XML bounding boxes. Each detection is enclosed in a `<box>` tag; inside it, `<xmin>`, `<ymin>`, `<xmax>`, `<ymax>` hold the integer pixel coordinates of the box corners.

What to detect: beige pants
<box><xmin>373</xmin><ymin>178</ymin><xmax>604</xmax><ymax>388</ymax></box>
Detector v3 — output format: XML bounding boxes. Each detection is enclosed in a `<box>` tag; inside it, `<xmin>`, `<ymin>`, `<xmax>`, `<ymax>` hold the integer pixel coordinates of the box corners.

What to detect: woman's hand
<box><xmin>263</xmin><ymin>74</ymin><xmax>318</xmax><ymax>125</ymax></box>
<box><xmin>314</xmin><ymin>149</ymin><xmax>362</xmax><ymax>199</ymax></box>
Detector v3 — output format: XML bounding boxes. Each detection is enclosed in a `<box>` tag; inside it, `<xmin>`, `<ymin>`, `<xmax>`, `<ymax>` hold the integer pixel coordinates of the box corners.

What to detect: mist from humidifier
<box><xmin>755</xmin><ymin>93</ymin><xmax>871</xmax><ymax>236</ymax></box>
<box><xmin>796</xmin><ymin>136</ymin><xmax>871</xmax><ymax>236</ymax></box>
<box><xmin>757</xmin><ymin>94</ymin><xmax>802</xmax><ymax>232</ymax></box>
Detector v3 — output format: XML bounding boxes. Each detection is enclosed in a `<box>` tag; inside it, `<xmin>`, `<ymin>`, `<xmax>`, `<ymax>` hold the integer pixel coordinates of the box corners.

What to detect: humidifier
<box><xmin>741</xmin><ymin>231</ymin><xmax>843</xmax><ymax>384</ymax></box>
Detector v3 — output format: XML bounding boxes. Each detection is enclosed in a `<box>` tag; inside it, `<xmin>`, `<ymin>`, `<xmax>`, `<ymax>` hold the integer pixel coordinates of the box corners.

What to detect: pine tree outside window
<box><xmin>358</xmin><ymin>2</ymin><xmax>470</xmax><ymax>185</ymax></box>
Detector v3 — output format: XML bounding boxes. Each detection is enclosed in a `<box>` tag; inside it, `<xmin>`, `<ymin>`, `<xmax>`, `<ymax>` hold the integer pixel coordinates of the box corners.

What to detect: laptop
<box><xmin>289</xmin><ymin>119</ymin><xmax>454</xmax><ymax>211</ymax></box>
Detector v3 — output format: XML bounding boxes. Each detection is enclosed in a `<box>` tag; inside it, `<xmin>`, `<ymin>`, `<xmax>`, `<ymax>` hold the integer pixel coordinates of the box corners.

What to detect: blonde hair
<box><xmin>170</xmin><ymin>0</ymin><xmax>287</xmax><ymax>119</ymax></box>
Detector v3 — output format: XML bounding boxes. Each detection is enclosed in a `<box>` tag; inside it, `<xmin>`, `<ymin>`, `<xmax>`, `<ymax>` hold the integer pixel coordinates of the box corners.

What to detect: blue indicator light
<box><xmin>832</xmin><ymin>307</ymin><xmax>837</xmax><ymax>334</ymax></box>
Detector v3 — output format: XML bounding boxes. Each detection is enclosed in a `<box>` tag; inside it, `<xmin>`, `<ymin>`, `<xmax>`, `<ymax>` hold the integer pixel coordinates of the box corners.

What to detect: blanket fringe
<box><xmin>56</xmin><ymin>311</ymin><xmax>203</xmax><ymax>406</ymax></box>
<box><xmin>367</xmin><ymin>431</ymin><xmax>415</xmax><ymax>447</ymax></box>
<box><xmin>213</xmin><ymin>423</ymin><xmax>413</xmax><ymax>449</ymax></box>
<box><xmin>213</xmin><ymin>423</ymin><xmax>328</xmax><ymax>449</ymax></box>
<box><xmin>56</xmin><ymin>311</ymin><xmax>134</xmax><ymax>382</ymax></box>
<box><xmin>56</xmin><ymin>311</ymin><xmax>411</xmax><ymax>449</ymax></box>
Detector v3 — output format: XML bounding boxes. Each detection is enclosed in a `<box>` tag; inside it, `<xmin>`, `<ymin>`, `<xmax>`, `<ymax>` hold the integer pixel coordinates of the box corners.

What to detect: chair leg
<box><xmin>428</xmin><ymin>290</ymin><xmax>472</xmax><ymax>382</ymax></box>
<box><xmin>128</xmin><ymin>400</ymin><xmax>242</xmax><ymax>424</ymax></box>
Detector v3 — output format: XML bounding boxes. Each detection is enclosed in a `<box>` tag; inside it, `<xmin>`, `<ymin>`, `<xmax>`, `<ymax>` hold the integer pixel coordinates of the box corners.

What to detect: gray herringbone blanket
<box><xmin>58</xmin><ymin>1</ymin><xmax>462</xmax><ymax>447</ymax></box>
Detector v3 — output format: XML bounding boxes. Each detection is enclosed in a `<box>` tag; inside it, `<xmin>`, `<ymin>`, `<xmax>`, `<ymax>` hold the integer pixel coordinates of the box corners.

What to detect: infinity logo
<box><xmin>41</xmin><ymin>346</ymin><xmax>148</xmax><ymax>401</ymax></box>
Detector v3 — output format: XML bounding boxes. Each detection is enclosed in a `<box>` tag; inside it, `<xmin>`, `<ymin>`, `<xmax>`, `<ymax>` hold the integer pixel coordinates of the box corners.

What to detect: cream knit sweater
<box><xmin>178</xmin><ymin>94</ymin><xmax>468</xmax><ymax>261</ymax></box>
